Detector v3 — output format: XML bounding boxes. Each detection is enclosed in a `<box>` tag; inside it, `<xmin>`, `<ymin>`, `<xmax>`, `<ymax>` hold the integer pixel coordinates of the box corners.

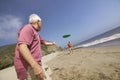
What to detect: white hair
<box><xmin>29</xmin><ymin>14</ymin><xmax>41</xmax><ymax>23</ymax></box>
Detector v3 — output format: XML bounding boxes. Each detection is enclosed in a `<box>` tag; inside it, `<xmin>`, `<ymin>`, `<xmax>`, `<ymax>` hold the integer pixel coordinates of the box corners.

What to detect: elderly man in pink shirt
<box><xmin>14</xmin><ymin>14</ymin><xmax>55</xmax><ymax>80</ymax></box>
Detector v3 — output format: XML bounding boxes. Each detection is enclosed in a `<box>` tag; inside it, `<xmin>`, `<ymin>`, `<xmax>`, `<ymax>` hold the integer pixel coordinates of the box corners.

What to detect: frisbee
<box><xmin>62</xmin><ymin>34</ymin><xmax>71</xmax><ymax>38</ymax></box>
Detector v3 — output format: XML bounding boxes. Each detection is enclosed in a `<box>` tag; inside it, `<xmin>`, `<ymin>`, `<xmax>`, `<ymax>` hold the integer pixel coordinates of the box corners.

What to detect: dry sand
<box><xmin>0</xmin><ymin>66</ymin><xmax>18</xmax><ymax>80</ymax></box>
<box><xmin>0</xmin><ymin>46</ymin><xmax>120</xmax><ymax>80</ymax></box>
<box><xmin>46</xmin><ymin>45</ymin><xmax>120</xmax><ymax>80</ymax></box>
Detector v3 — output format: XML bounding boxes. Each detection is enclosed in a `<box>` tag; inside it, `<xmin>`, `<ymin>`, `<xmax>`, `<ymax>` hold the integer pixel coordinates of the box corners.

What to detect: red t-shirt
<box><xmin>68</xmin><ymin>42</ymin><xmax>72</xmax><ymax>48</ymax></box>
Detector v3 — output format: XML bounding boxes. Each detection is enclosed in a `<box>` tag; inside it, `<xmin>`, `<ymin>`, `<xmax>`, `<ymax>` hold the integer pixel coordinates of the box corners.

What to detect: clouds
<box><xmin>0</xmin><ymin>15</ymin><xmax>22</xmax><ymax>43</ymax></box>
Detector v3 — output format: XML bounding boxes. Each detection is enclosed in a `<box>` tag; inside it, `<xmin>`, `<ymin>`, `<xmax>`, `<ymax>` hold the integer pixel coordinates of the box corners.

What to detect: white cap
<box><xmin>29</xmin><ymin>14</ymin><xmax>41</xmax><ymax>23</ymax></box>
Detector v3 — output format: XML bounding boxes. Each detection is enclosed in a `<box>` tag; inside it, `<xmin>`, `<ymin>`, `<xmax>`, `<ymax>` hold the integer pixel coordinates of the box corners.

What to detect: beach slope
<box><xmin>46</xmin><ymin>46</ymin><xmax>120</xmax><ymax>80</ymax></box>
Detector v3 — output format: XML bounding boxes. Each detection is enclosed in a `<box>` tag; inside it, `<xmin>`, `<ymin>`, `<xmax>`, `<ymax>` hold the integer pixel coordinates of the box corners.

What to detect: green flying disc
<box><xmin>62</xmin><ymin>34</ymin><xmax>71</xmax><ymax>38</ymax></box>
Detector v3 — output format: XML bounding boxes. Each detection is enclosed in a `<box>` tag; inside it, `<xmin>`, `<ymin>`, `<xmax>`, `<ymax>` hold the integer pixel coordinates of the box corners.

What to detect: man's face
<box><xmin>37</xmin><ymin>20</ymin><xmax>42</xmax><ymax>31</ymax></box>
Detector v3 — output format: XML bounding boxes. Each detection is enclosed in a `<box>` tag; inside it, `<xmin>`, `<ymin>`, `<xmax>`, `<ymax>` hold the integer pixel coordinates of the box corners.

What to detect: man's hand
<box><xmin>32</xmin><ymin>64</ymin><xmax>46</xmax><ymax>80</ymax></box>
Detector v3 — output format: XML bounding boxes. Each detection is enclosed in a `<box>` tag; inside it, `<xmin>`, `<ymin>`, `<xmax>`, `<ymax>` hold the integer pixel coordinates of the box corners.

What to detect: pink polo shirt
<box><xmin>14</xmin><ymin>24</ymin><xmax>45</xmax><ymax>80</ymax></box>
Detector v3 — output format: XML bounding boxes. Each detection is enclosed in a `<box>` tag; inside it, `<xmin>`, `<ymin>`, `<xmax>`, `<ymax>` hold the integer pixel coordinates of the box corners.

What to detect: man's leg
<box><xmin>69</xmin><ymin>48</ymin><xmax>73</xmax><ymax>54</ymax></box>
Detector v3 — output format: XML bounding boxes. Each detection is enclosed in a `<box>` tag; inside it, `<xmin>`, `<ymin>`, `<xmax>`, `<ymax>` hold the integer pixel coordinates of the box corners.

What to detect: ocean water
<box><xmin>90</xmin><ymin>38</ymin><xmax>120</xmax><ymax>47</ymax></box>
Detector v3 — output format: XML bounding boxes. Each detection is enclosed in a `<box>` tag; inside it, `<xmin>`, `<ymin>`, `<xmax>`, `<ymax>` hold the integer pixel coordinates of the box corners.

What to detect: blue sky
<box><xmin>0</xmin><ymin>0</ymin><xmax>120</xmax><ymax>47</ymax></box>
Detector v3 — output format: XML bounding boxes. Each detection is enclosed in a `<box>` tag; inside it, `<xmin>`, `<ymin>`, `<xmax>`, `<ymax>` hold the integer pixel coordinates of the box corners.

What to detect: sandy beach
<box><xmin>46</xmin><ymin>45</ymin><xmax>120</xmax><ymax>80</ymax></box>
<box><xmin>0</xmin><ymin>45</ymin><xmax>120</xmax><ymax>80</ymax></box>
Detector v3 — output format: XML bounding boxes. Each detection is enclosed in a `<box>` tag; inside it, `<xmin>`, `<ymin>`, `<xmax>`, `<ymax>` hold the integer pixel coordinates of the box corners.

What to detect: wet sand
<box><xmin>46</xmin><ymin>45</ymin><xmax>120</xmax><ymax>80</ymax></box>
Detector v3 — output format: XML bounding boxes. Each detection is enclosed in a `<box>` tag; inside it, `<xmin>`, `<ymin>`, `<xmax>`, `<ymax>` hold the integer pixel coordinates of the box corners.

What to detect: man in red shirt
<box><xmin>14</xmin><ymin>14</ymin><xmax>55</xmax><ymax>80</ymax></box>
<box><xmin>68</xmin><ymin>41</ymin><xmax>73</xmax><ymax>54</ymax></box>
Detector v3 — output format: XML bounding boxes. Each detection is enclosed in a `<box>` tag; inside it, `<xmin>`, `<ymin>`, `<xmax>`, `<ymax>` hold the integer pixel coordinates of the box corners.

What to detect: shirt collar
<box><xmin>30</xmin><ymin>24</ymin><xmax>39</xmax><ymax>32</ymax></box>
